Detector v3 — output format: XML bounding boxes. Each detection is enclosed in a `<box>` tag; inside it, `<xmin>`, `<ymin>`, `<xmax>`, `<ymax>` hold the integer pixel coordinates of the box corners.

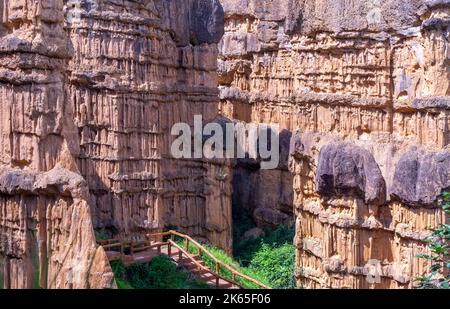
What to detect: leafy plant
<box><xmin>177</xmin><ymin>239</ymin><xmax>270</xmax><ymax>289</ymax></box>
<box><xmin>232</xmin><ymin>208</ymin><xmax>296</xmax><ymax>289</ymax></box>
<box><xmin>95</xmin><ymin>231</ymin><xmax>111</xmax><ymax>241</ymax></box>
<box><xmin>111</xmin><ymin>256</ymin><xmax>209</xmax><ymax>289</ymax></box>
<box><xmin>416</xmin><ymin>192</ymin><xmax>450</xmax><ymax>289</ymax></box>
<box><xmin>115</xmin><ymin>277</ymin><xmax>134</xmax><ymax>289</ymax></box>
<box><xmin>248</xmin><ymin>243</ymin><xmax>296</xmax><ymax>289</ymax></box>
<box><xmin>175</xmin><ymin>222</ymin><xmax>296</xmax><ymax>289</ymax></box>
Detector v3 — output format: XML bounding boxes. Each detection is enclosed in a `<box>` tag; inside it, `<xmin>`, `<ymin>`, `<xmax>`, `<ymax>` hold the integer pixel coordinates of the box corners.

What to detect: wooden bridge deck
<box><xmin>99</xmin><ymin>231</ymin><xmax>270</xmax><ymax>290</ymax></box>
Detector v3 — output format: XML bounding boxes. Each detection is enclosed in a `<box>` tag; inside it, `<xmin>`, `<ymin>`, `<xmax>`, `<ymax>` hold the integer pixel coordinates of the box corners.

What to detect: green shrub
<box><xmin>111</xmin><ymin>211</ymin><xmax>297</xmax><ymax>290</ymax></box>
<box><xmin>115</xmin><ymin>278</ymin><xmax>134</xmax><ymax>289</ymax></box>
<box><xmin>232</xmin><ymin>208</ymin><xmax>296</xmax><ymax>289</ymax></box>
<box><xmin>188</xmin><ymin>241</ymin><xmax>270</xmax><ymax>289</ymax></box>
<box><xmin>248</xmin><ymin>243</ymin><xmax>296</xmax><ymax>289</ymax></box>
<box><xmin>95</xmin><ymin>231</ymin><xmax>110</xmax><ymax>241</ymax></box>
<box><xmin>235</xmin><ymin>225</ymin><xmax>294</xmax><ymax>266</ymax></box>
<box><xmin>416</xmin><ymin>192</ymin><xmax>450</xmax><ymax>289</ymax></box>
<box><xmin>111</xmin><ymin>256</ymin><xmax>209</xmax><ymax>289</ymax></box>
<box><xmin>175</xmin><ymin>223</ymin><xmax>296</xmax><ymax>289</ymax></box>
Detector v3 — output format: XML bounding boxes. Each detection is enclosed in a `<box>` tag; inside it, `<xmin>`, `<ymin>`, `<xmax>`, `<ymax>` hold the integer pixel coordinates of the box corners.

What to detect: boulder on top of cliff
<box><xmin>220</xmin><ymin>0</ymin><xmax>301</xmax><ymax>22</ymax></box>
<box><xmin>221</xmin><ymin>0</ymin><xmax>428</xmax><ymax>37</ymax></box>
<box><xmin>412</xmin><ymin>96</ymin><xmax>450</xmax><ymax>110</ymax></box>
<box><xmin>426</xmin><ymin>0</ymin><xmax>450</xmax><ymax>9</ymax></box>
<box><xmin>300</xmin><ymin>0</ymin><xmax>425</xmax><ymax>35</ymax></box>
<box><xmin>289</xmin><ymin>131</ymin><xmax>306</xmax><ymax>160</ymax></box>
<box><xmin>391</xmin><ymin>148</ymin><xmax>450</xmax><ymax>207</ymax></box>
<box><xmin>315</xmin><ymin>142</ymin><xmax>386</xmax><ymax>205</ymax></box>
<box><xmin>34</xmin><ymin>166</ymin><xmax>89</xmax><ymax>199</ymax></box>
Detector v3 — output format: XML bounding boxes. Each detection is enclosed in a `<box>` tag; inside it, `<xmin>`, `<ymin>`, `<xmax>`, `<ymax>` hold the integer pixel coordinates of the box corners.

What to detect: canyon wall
<box><xmin>0</xmin><ymin>0</ymin><xmax>230</xmax><ymax>288</ymax></box>
<box><xmin>0</xmin><ymin>0</ymin><xmax>448</xmax><ymax>289</ymax></box>
<box><xmin>63</xmin><ymin>0</ymin><xmax>231</xmax><ymax>249</ymax></box>
<box><xmin>0</xmin><ymin>0</ymin><xmax>115</xmax><ymax>288</ymax></box>
<box><xmin>218</xmin><ymin>0</ymin><xmax>449</xmax><ymax>288</ymax></box>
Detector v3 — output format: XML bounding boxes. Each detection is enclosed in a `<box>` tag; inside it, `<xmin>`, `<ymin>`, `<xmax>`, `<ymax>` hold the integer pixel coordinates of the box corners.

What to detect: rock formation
<box><xmin>63</xmin><ymin>0</ymin><xmax>231</xmax><ymax>249</ymax></box>
<box><xmin>0</xmin><ymin>0</ymin><xmax>448</xmax><ymax>289</ymax></box>
<box><xmin>0</xmin><ymin>166</ymin><xmax>116</xmax><ymax>288</ymax></box>
<box><xmin>218</xmin><ymin>0</ymin><xmax>449</xmax><ymax>288</ymax></box>
<box><xmin>0</xmin><ymin>0</ymin><xmax>230</xmax><ymax>288</ymax></box>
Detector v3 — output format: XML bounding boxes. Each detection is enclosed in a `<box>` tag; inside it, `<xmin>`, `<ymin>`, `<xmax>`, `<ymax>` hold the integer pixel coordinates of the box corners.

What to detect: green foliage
<box><xmin>235</xmin><ymin>224</ymin><xmax>294</xmax><ymax>265</ymax></box>
<box><xmin>175</xmin><ymin>221</ymin><xmax>296</xmax><ymax>289</ymax></box>
<box><xmin>111</xmin><ymin>256</ymin><xmax>209</xmax><ymax>289</ymax></box>
<box><xmin>232</xmin><ymin>209</ymin><xmax>296</xmax><ymax>289</ymax></box>
<box><xmin>236</xmin><ymin>225</ymin><xmax>296</xmax><ymax>289</ymax></box>
<box><xmin>111</xmin><ymin>209</ymin><xmax>296</xmax><ymax>290</ymax></box>
<box><xmin>177</xmin><ymin>239</ymin><xmax>270</xmax><ymax>289</ymax></box>
<box><xmin>33</xmin><ymin>249</ymin><xmax>40</xmax><ymax>289</ymax></box>
<box><xmin>248</xmin><ymin>243</ymin><xmax>296</xmax><ymax>289</ymax></box>
<box><xmin>95</xmin><ymin>231</ymin><xmax>110</xmax><ymax>241</ymax></box>
<box><xmin>115</xmin><ymin>278</ymin><xmax>134</xmax><ymax>289</ymax></box>
<box><xmin>416</xmin><ymin>192</ymin><xmax>450</xmax><ymax>289</ymax></box>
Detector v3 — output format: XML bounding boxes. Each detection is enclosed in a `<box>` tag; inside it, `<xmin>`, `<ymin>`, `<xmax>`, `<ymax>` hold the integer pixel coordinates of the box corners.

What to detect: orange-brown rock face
<box><xmin>0</xmin><ymin>166</ymin><xmax>116</xmax><ymax>289</ymax></box>
<box><xmin>219</xmin><ymin>0</ymin><xmax>449</xmax><ymax>288</ymax></box>
<box><xmin>63</xmin><ymin>0</ymin><xmax>231</xmax><ymax>249</ymax></box>
<box><xmin>1</xmin><ymin>0</ymin><xmax>448</xmax><ymax>290</ymax></box>
<box><xmin>0</xmin><ymin>0</ymin><xmax>116</xmax><ymax>289</ymax></box>
<box><xmin>0</xmin><ymin>0</ymin><xmax>231</xmax><ymax>288</ymax></box>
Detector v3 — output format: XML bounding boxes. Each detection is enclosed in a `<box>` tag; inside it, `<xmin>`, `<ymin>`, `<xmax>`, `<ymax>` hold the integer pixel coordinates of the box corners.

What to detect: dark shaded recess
<box><xmin>422</xmin><ymin>17</ymin><xmax>450</xmax><ymax>31</ymax></box>
<box><xmin>190</xmin><ymin>0</ymin><xmax>225</xmax><ymax>45</ymax></box>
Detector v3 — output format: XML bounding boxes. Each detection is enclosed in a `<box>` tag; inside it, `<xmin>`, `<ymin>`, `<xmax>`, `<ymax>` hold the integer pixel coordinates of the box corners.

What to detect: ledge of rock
<box><xmin>0</xmin><ymin>166</ymin><xmax>88</xmax><ymax>199</ymax></box>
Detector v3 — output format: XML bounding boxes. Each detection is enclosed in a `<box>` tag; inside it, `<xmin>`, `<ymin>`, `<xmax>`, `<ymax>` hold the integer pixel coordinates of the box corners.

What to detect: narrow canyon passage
<box><xmin>0</xmin><ymin>0</ymin><xmax>449</xmax><ymax>289</ymax></box>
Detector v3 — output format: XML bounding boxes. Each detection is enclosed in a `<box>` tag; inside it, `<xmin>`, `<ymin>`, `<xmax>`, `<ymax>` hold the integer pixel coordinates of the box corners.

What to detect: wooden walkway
<box><xmin>98</xmin><ymin>230</ymin><xmax>270</xmax><ymax>289</ymax></box>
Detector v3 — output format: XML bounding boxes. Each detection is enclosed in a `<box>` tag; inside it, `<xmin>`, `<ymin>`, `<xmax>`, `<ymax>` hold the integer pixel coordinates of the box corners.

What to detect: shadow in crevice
<box><xmin>230</xmin><ymin>128</ymin><xmax>296</xmax><ymax>288</ymax></box>
<box><xmin>232</xmin><ymin>129</ymin><xmax>295</xmax><ymax>230</ymax></box>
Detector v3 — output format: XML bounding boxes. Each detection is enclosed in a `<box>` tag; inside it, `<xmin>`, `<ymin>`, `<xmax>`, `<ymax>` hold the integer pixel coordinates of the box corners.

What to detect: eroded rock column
<box><xmin>64</xmin><ymin>0</ymin><xmax>231</xmax><ymax>250</ymax></box>
<box><xmin>0</xmin><ymin>0</ymin><xmax>115</xmax><ymax>289</ymax></box>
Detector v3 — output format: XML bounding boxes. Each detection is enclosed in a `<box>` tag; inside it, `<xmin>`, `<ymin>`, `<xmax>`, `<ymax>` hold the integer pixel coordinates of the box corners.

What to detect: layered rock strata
<box><xmin>1</xmin><ymin>0</ymin><xmax>448</xmax><ymax>290</ymax></box>
<box><xmin>63</xmin><ymin>0</ymin><xmax>231</xmax><ymax>249</ymax></box>
<box><xmin>218</xmin><ymin>0</ymin><xmax>449</xmax><ymax>288</ymax></box>
<box><xmin>0</xmin><ymin>0</ymin><xmax>119</xmax><ymax>289</ymax></box>
<box><xmin>0</xmin><ymin>0</ymin><xmax>230</xmax><ymax>288</ymax></box>
<box><xmin>0</xmin><ymin>166</ymin><xmax>116</xmax><ymax>289</ymax></box>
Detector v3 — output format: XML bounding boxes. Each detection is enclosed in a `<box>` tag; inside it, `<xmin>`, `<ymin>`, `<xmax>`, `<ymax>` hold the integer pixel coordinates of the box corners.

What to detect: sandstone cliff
<box><xmin>218</xmin><ymin>0</ymin><xmax>449</xmax><ymax>288</ymax></box>
<box><xmin>0</xmin><ymin>0</ymin><xmax>230</xmax><ymax>288</ymax></box>
<box><xmin>0</xmin><ymin>0</ymin><xmax>448</xmax><ymax>289</ymax></box>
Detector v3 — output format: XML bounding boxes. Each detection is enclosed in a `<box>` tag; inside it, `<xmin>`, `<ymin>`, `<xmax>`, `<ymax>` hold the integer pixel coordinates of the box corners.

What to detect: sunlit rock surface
<box><xmin>0</xmin><ymin>0</ymin><xmax>230</xmax><ymax>288</ymax></box>
<box><xmin>218</xmin><ymin>0</ymin><xmax>449</xmax><ymax>289</ymax></box>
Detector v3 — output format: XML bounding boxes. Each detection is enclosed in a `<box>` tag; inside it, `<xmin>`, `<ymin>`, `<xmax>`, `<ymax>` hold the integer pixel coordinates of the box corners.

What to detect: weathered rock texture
<box><xmin>0</xmin><ymin>166</ymin><xmax>116</xmax><ymax>288</ymax></box>
<box><xmin>0</xmin><ymin>0</ymin><xmax>230</xmax><ymax>288</ymax></box>
<box><xmin>1</xmin><ymin>0</ymin><xmax>448</xmax><ymax>290</ymax></box>
<box><xmin>218</xmin><ymin>0</ymin><xmax>449</xmax><ymax>288</ymax></box>
<box><xmin>63</xmin><ymin>0</ymin><xmax>231</xmax><ymax>249</ymax></box>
